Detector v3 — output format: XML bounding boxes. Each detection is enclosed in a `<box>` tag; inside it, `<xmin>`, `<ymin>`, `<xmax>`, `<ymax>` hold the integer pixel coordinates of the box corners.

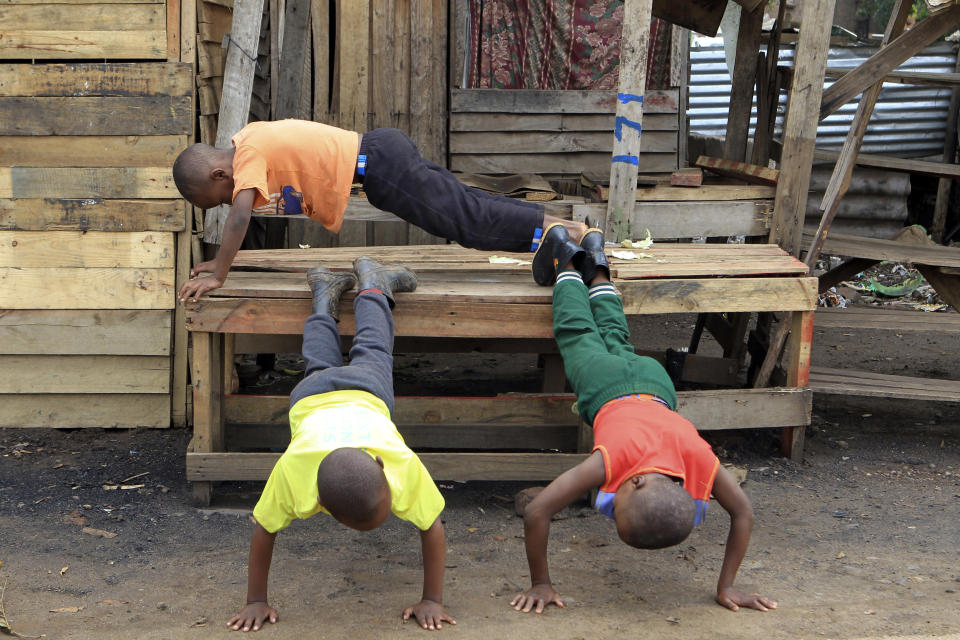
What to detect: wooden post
<box><xmin>275</xmin><ymin>0</ymin><xmax>312</xmax><ymax>119</ymax></box>
<box><xmin>338</xmin><ymin>0</ymin><xmax>370</xmax><ymax>133</ymax></box>
<box><xmin>768</xmin><ymin>0</ymin><xmax>835</xmax><ymax>257</ymax></box>
<box><xmin>752</xmin><ymin>0</ymin><xmax>786</xmax><ymax>166</ymax></box>
<box><xmin>723</xmin><ymin>5</ymin><xmax>763</xmax><ymax>162</ymax></box>
<box><xmin>671</xmin><ymin>24</ymin><xmax>690</xmax><ymax>168</ymax></box>
<box><xmin>191</xmin><ymin>331</ymin><xmax>224</xmax><ymax>505</ymax></box>
<box><xmin>805</xmin><ymin>0</ymin><xmax>912</xmax><ymax>265</ymax></box>
<box><xmin>204</xmin><ymin>0</ymin><xmax>266</xmax><ymax>244</ymax></box>
<box><xmin>604</xmin><ymin>0</ymin><xmax>653</xmax><ymax>242</ymax></box>
<box><xmin>781</xmin><ymin>309</ymin><xmax>813</xmax><ymax>460</ymax></box>
<box><xmin>312</xmin><ymin>0</ymin><xmax>331</xmax><ymax>123</ymax></box>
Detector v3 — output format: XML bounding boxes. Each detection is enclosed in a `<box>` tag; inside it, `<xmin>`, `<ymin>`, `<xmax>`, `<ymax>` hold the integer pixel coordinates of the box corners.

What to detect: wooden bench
<box><xmin>184</xmin><ymin>244</ymin><xmax>817</xmax><ymax>505</ymax></box>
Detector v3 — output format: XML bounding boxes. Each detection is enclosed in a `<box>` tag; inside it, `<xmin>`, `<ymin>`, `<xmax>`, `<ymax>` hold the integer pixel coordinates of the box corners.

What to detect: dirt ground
<box><xmin>1</xmin><ymin>313</ymin><xmax>959</xmax><ymax>640</ymax></box>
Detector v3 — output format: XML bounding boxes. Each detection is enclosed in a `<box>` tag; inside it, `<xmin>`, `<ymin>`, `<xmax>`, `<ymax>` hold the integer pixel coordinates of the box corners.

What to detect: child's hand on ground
<box><xmin>179</xmin><ymin>274</ymin><xmax>224</xmax><ymax>303</ymax></box>
<box><xmin>402</xmin><ymin>599</ymin><xmax>456</xmax><ymax>631</ymax></box>
<box><xmin>510</xmin><ymin>583</ymin><xmax>565</xmax><ymax>613</ymax></box>
<box><xmin>190</xmin><ymin>260</ymin><xmax>217</xmax><ymax>278</ymax></box>
<box><xmin>227</xmin><ymin>601</ymin><xmax>278</xmax><ymax>632</ymax></box>
<box><xmin>716</xmin><ymin>586</ymin><xmax>777</xmax><ymax>612</ymax></box>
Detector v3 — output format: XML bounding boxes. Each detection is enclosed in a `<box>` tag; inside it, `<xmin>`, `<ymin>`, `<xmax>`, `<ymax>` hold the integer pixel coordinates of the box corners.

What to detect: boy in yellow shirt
<box><xmin>173</xmin><ymin>120</ymin><xmax>584</xmax><ymax>302</ymax></box>
<box><xmin>228</xmin><ymin>257</ymin><xmax>454</xmax><ymax>633</ymax></box>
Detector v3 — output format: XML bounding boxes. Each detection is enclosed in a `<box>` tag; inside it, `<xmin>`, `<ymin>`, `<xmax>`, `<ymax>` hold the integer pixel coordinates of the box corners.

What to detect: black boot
<box><xmin>532</xmin><ymin>223</ymin><xmax>585</xmax><ymax>286</ymax></box>
<box><xmin>307</xmin><ymin>267</ymin><xmax>357</xmax><ymax>320</ymax></box>
<box><xmin>353</xmin><ymin>256</ymin><xmax>418</xmax><ymax>308</ymax></box>
<box><xmin>579</xmin><ymin>227</ymin><xmax>610</xmax><ymax>284</ymax></box>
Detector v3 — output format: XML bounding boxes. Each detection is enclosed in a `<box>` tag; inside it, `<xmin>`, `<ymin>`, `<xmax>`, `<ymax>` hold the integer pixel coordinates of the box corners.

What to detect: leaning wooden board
<box><xmin>0</xmin><ymin>62</ymin><xmax>191</xmax><ymax>429</ymax></box>
<box><xmin>184</xmin><ymin>244</ymin><xmax>817</xmax><ymax>503</ymax></box>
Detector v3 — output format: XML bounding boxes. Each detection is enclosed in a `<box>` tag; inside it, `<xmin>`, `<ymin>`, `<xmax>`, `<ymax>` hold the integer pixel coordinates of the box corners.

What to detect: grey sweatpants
<box><xmin>289</xmin><ymin>292</ymin><xmax>396</xmax><ymax>415</ymax></box>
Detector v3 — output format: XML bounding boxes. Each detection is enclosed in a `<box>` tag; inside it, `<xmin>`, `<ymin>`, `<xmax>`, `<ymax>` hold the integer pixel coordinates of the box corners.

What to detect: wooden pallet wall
<box><xmin>0</xmin><ymin>59</ymin><xmax>192</xmax><ymax>428</ymax></box>
<box><xmin>449</xmin><ymin>89</ymin><xmax>681</xmax><ymax>178</ymax></box>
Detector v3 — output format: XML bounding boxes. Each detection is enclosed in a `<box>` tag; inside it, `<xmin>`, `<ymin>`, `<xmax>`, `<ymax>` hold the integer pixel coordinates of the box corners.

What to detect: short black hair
<box><xmin>317</xmin><ymin>448</ymin><xmax>389</xmax><ymax>524</ymax></box>
<box><xmin>616</xmin><ymin>477</ymin><xmax>696</xmax><ymax>549</ymax></box>
<box><xmin>172</xmin><ymin>143</ymin><xmax>217</xmax><ymax>201</ymax></box>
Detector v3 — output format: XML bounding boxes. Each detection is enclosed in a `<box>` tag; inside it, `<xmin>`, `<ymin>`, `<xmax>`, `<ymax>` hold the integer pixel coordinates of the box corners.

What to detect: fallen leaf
<box><xmin>621</xmin><ymin>229</ymin><xmax>653</xmax><ymax>250</ymax></box>
<box><xmin>81</xmin><ymin>527</ymin><xmax>117</xmax><ymax>539</ymax></box>
<box><xmin>492</xmin><ymin>535</ymin><xmax>506</xmax><ymax>542</ymax></box>
<box><xmin>836</xmin><ymin>551</ymin><xmax>847</xmax><ymax>559</ymax></box>
<box><xmin>467</xmin><ymin>527</ymin><xmax>478</xmax><ymax>533</ymax></box>
<box><xmin>612</xmin><ymin>250</ymin><xmax>638</xmax><ymax>260</ymax></box>
<box><xmin>665</xmin><ymin>616</ymin><xmax>680</xmax><ymax>624</ymax></box>
<box><xmin>98</xmin><ymin>599</ymin><xmax>129</xmax><ymax>606</ymax></box>
<box><xmin>864</xmin><ymin>610</ymin><xmax>876</xmax><ymax>615</ymax></box>
<box><xmin>52</xmin><ymin>463</ymin><xmax>64</xmax><ymax>469</ymax></box>
<box><xmin>62</xmin><ymin>511</ymin><xmax>87</xmax><ymax>526</ymax></box>
<box><xmin>488</xmin><ymin>256</ymin><xmax>531</xmax><ymax>266</ymax></box>
<box><xmin>59</xmin><ymin>566</ymin><xmax>68</xmax><ymax>576</ymax></box>
<box><xmin>50</xmin><ymin>606</ymin><xmax>83</xmax><ymax>613</ymax></box>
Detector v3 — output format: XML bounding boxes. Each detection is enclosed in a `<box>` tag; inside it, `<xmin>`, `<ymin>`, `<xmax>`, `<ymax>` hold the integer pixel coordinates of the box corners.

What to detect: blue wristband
<box><xmin>530</xmin><ymin>226</ymin><xmax>544</xmax><ymax>252</ymax></box>
<box><xmin>357</xmin><ymin>154</ymin><xmax>367</xmax><ymax>176</ymax></box>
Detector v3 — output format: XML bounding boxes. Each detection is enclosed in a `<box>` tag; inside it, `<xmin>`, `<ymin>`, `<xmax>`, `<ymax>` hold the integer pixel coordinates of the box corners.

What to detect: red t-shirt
<box><xmin>592</xmin><ymin>395</ymin><xmax>720</xmax><ymax>526</ymax></box>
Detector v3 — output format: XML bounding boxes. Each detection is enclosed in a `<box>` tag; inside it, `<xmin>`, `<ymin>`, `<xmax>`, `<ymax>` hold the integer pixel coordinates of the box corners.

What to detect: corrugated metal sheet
<box><xmin>689</xmin><ymin>41</ymin><xmax>958</xmax><ymax>158</ymax></box>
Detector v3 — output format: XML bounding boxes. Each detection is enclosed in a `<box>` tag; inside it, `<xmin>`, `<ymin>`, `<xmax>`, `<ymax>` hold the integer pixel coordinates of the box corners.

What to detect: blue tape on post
<box><xmin>612</xmin><ymin>155</ymin><xmax>639</xmax><ymax>165</ymax></box>
<box><xmin>614</xmin><ymin>116</ymin><xmax>643</xmax><ymax>142</ymax></box>
<box><xmin>357</xmin><ymin>154</ymin><xmax>367</xmax><ymax>176</ymax></box>
<box><xmin>617</xmin><ymin>92</ymin><xmax>644</xmax><ymax>104</ymax></box>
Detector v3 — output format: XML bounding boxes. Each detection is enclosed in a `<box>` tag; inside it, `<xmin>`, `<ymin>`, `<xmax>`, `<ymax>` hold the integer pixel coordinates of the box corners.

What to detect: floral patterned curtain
<box><xmin>467</xmin><ymin>0</ymin><xmax>672</xmax><ymax>90</ymax></box>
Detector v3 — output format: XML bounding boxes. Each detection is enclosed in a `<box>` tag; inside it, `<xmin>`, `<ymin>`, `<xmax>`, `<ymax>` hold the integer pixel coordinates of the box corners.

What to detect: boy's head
<box><xmin>172</xmin><ymin>143</ymin><xmax>235</xmax><ymax>210</ymax></box>
<box><xmin>612</xmin><ymin>472</ymin><xmax>696</xmax><ymax>550</ymax></box>
<box><xmin>316</xmin><ymin>448</ymin><xmax>391</xmax><ymax>531</ymax></box>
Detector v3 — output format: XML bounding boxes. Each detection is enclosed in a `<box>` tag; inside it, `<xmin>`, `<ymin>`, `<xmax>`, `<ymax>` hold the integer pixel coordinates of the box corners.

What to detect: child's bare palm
<box><xmin>402</xmin><ymin>599</ymin><xmax>455</xmax><ymax>631</ymax></box>
<box><xmin>227</xmin><ymin>602</ymin><xmax>278</xmax><ymax>632</ymax></box>
<box><xmin>511</xmin><ymin>583</ymin><xmax>565</xmax><ymax>614</ymax></box>
<box><xmin>716</xmin><ymin>586</ymin><xmax>777</xmax><ymax>612</ymax></box>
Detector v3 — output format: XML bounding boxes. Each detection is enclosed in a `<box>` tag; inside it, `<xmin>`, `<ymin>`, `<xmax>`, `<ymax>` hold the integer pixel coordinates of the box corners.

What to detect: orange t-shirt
<box><xmin>231</xmin><ymin>120</ymin><xmax>360</xmax><ymax>232</ymax></box>
<box><xmin>592</xmin><ymin>396</ymin><xmax>720</xmax><ymax>526</ymax></box>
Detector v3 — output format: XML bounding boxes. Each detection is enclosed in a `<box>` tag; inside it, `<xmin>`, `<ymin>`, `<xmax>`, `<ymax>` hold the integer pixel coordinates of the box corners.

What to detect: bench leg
<box><xmin>191</xmin><ymin>331</ymin><xmax>224</xmax><ymax>506</ymax></box>
<box><xmin>541</xmin><ymin>354</ymin><xmax>566</xmax><ymax>393</ymax></box>
<box><xmin>781</xmin><ymin>310</ymin><xmax>813</xmax><ymax>460</ymax></box>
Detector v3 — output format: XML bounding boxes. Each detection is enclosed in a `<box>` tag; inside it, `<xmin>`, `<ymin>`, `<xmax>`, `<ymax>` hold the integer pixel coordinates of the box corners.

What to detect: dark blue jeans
<box><xmin>360</xmin><ymin>128</ymin><xmax>545</xmax><ymax>252</ymax></box>
<box><xmin>289</xmin><ymin>292</ymin><xmax>397</xmax><ymax>415</ymax></box>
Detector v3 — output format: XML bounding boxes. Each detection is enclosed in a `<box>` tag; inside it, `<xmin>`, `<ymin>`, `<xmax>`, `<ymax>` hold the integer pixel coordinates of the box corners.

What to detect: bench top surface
<box><xmin>221</xmin><ymin>243</ymin><xmax>808</xmax><ymax>298</ymax></box>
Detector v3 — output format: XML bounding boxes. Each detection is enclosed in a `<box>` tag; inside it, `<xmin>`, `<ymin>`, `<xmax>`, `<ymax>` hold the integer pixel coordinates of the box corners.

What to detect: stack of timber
<box><xmin>0</xmin><ymin>0</ymin><xmax>193</xmax><ymax>428</ymax></box>
<box><xmin>449</xmin><ymin>89</ymin><xmax>681</xmax><ymax>178</ymax></box>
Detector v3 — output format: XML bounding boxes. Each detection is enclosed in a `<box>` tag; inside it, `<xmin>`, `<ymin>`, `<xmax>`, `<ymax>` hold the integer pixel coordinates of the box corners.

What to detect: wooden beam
<box><xmin>0</xmin><ymin>135</ymin><xmax>187</xmax><ymax>167</ymax></box>
<box><xmin>932</xmin><ymin>53</ymin><xmax>960</xmax><ymax>242</ymax></box>
<box><xmin>723</xmin><ymin>5</ymin><xmax>763</xmax><ymax>162</ymax></box>
<box><xmin>819</xmin><ymin>4</ymin><xmax>960</xmax><ymax>120</ymax></box>
<box><xmin>573</xmin><ymin>200</ymin><xmax>771</xmax><ymax>239</ymax></box>
<box><xmin>0</xmin><ymin>199</ymin><xmax>185</xmax><ymax>232</ymax></box>
<box><xmin>0</xmin><ymin>394</ymin><xmax>169</xmax><ymax>428</ymax></box>
<box><xmin>0</xmin><ymin>267</ymin><xmax>174</xmax><ymax>310</ymax></box>
<box><xmin>275</xmin><ymin>0</ymin><xmax>311</xmax><ymax>119</ymax></box>
<box><xmin>0</xmin><ymin>310</ymin><xmax>171</xmax><ymax>355</ymax></box>
<box><xmin>815</xmin><ymin>306</ymin><xmax>960</xmax><ymax>332</ymax></box>
<box><xmin>0</xmin><ymin>231</ymin><xmax>175</xmax><ymax>269</ymax></box>
<box><xmin>205</xmin><ymin>0</ymin><xmax>266</xmax><ymax>244</ymax></box>
<box><xmin>823</xmin><ymin>68</ymin><xmax>960</xmax><ymax>89</ymax></box>
<box><xmin>0</xmin><ymin>167</ymin><xmax>176</xmax><ymax>199</ymax></box>
<box><xmin>337</xmin><ymin>0</ymin><xmax>369</xmax><ymax>132</ymax></box>
<box><xmin>768</xmin><ymin>0</ymin><xmax>835</xmax><ymax>257</ymax></box>
<box><xmin>0</xmin><ymin>62</ymin><xmax>192</xmax><ymax>97</ymax></box>
<box><xmin>695</xmin><ymin>156</ymin><xmax>779</xmax><ymax>186</ymax></box>
<box><xmin>810</xmin><ymin>148</ymin><xmax>960</xmax><ymax>180</ymax></box>
<box><xmin>0</xmin><ymin>97</ymin><xmax>191</xmax><ymax>136</ymax></box>
<box><xmin>450</xmin><ymin>89</ymin><xmax>679</xmax><ymax>114</ymax></box>
<box><xmin>191</xmin><ymin>331</ymin><xmax>224</xmax><ymax>505</ymax></box>
<box><xmin>0</xmin><ymin>355</ymin><xmax>170</xmax><ymax>394</ymax></box>
<box><xmin>809</xmin><ymin>366</ymin><xmax>960</xmax><ymax>402</ymax></box>
<box><xmin>0</xmin><ymin>31</ymin><xmax>165</xmax><ymax>60</ymax></box>
<box><xmin>605</xmin><ymin>0</ymin><xmax>653</xmax><ymax>241</ymax></box>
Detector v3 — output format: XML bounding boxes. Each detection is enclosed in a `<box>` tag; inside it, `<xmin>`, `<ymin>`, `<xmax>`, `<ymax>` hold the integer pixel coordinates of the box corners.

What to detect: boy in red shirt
<box><xmin>512</xmin><ymin>224</ymin><xmax>778</xmax><ymax>615</ymax></box>
<box><xmin>172</xmin><ymin>120</ymin><xmax>584</xmax><ymax>302</ymax></box>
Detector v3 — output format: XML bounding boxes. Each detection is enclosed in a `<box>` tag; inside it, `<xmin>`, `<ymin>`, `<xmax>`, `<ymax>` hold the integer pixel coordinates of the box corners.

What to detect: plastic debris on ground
<box><xmin>815</xmin><ymin>258</ymin><xmax>953</xmax><ymax>312</ymax></box>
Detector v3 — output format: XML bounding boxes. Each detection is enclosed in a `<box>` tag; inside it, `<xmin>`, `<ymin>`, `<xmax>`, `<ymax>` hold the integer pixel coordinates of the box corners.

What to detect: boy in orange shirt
<box><xmin>511</xmin><ymin>224</ymin><xmax>778</xmax><ymax>615</ymax></box>
<box><xmin>173</xmin><ymin>120</ymin><xmax>583</xmax><ymax>301</ymax></box>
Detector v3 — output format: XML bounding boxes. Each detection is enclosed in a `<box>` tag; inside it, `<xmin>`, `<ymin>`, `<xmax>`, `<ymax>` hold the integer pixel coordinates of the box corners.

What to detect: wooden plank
<box><xmin>0</xmin><ymin>0</ymin><xmax>164</xmax><ymax>3</ymax></box>
<box><xmin>781</xmin><ymin>309</ymin><xmax>813</xmax><ymax>459</ymax></box>
<box><xmin>723</xmin><ymin>5</ymin><xmax>763</xmax><ymax>162</ymax></box>
<box><xmin>618</xmin><ymin>277</ymin><xmax>818</xmax><ymax>314</ymax></box>
<box><xmin>819</xmin><ymin>4</ymin><xmax>960</xmax><ymax>120</ymax></box>
<box><xmin>0</xmin><ymin>62</ymin><xmax>192</xmax><ymax>96</ymax></box>
<box><xmin>695</xmin><ymin>155</ymin><xmax>779</xmax><ymax>186</ymax></box>
<box><xmin>0</xmin><ymin>310</ymin><xmax>171</xmax><ymax>355</ymax></box>
<box><xmin>449</xmin><ymin>112</ymin><xmax>679</xmax><ymax>132</ymax></box>
<box><xmin>167</xmin><ymin>0</ymin><xmax>181</xmax><ymax>60</ymax></box>
<box><xmin>206</xmin><ymin>0</ymin><xmax>266</xmax><ymax>244</ymax></box>
<box><xmin>0</xmin><ymin>267</ymin><xmax>174</xmax><ymax>309</ymax></box>
<box><xmin>802</xmin><ymin>230</ymin><xmax>960</xmax><ymax>268</ymax></box>
<box><xmin>0</xmin><ymin>3</ymin><xmax>163</xmax><ymax>30</ymax></box>
<box><xmin>0</xmin><ymin>199</ymin><xmax>185</xmax><ymax>232</ymax></box>
<box><xmin>670</xmin><ymin>168</ymin><xmax>703</xmax><ymax>187</ymax></box>
<box><xmin>810</xmin><ymin>148</ymin><xmax>960</xmax><ymax>180</ymax></box>
<box><xmin>809</xmin><ymin>367</ymin><xmax>960</xmax><ymax>402</ymax></box>
<box><xmin>573</xmin><ymin>201</ymin><xmax>771</xmax><ymax>238</ymax></box>
<box><xmin>275</xmin><ymin>0</ymin><xmax>311</xmax><ymax>118</ymax></box>
<box><xmin>0</xmin><ymin>231</ymin><xmax>175</xmax><ymax>269</ymax></box>
<box><xmin>593</xmin><ymin>184</ymin><xmax>775</xmax><ymax>201</ymax></box>
<box><xmin>311</xmin><ymin>0</ymin><xmax>330</xmax><ymax>122</ymax></box>
<box><xmin>815</xmin><ymin>307</ymin><xmax>960</xmax><ymax>332</ymax></box>
<box><xmin>449</xmin><ymin>130</ymin><xmax>677</xmax><ymax>154</ymax></box>
<box><xmin>0</xmin><ymin>355</ymin><xmax>170</xmax><ymax>393</ymax></box>
<box><xmin>0</xmin><ymin>135</ymin><xmax>187</xmax><ymax>167</ymax></box>
<box><xmin>187</xmin><ymin>451</ymin><xmax>589</xmax><ymax>481</ymax></box>
<box><xmin>370</xmin><ymin>0</ymin><xmax>394</xmax><ymax>127</ymax></box>
<box><xmin>0</xmin><ymin>30</ymin><xmax>166</xmax><ymax>59</ymax></box>
<box><xmin>0</xmin><ymin>393</ymin><xmax>169</xmax><ymax>428</ymax></box>
<box><xmin>650</xmin><ymin>0</ymin><xmax>725</xmax><ymax>37</ymax></box>
<box><xmin>450</xmin><ymin>89</ymin><xmax>679</xmax><ymax>114</ymax></box>
<box><xmin>451</xmin><ymin>153</ymin><xmax>677</xmax><ymax>176</ymax></box>
<box><xmin>191</xmin><ymin>330</ymin><xmax>224</xmax><ymax>505</ymax></box>
<box><xmin>769</xmin><ymin>0</ymin><xmax>835</xmax><ymax>257</ymax></box>
<box><xmin>823</xmin><ymin>68</ymin><xmax>960</xmax><ymax>89</ymax></box>
<box><xmin>409</xmin><ymin>0</ymin><xmax>435</xmax><ymax>161</ymax></box>
<box><xmin>0</xmin><ymin>97</ymin><xmax>191</xmax><ymax>136</ymax></box>
<box><xmin>337</xmin><ymin>0</ymin><xmax>369</xmax><ymax>132</ymax></box>
<box><xmin>0</xmin><ymin>167</ymin><xmax>176</xmax><ymax>199</ymax></box>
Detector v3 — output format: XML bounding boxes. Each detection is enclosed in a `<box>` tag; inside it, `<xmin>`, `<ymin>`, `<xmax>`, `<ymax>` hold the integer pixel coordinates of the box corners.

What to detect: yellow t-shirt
<box><xmin>231</xmin><ymin>119</ymin><xmax>359</xmax><ymax>232</ymax></box>
<box><xmin>252</xmin><ymin>390</ymin><xmax>444</xmax><ymax>534</ymax></box>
